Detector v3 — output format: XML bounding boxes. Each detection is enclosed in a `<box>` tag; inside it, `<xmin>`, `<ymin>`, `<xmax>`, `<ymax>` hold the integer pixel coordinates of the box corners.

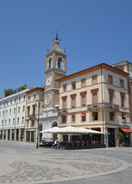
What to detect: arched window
<box><xmin>48</xmin><ymin>58</ymin><xmax>52</xmax><ymax>69</ymax></box>
<box><xmin>58</xmin><ymin>57</ymin><xmax>62</xmax><ymax>69</ymax></box>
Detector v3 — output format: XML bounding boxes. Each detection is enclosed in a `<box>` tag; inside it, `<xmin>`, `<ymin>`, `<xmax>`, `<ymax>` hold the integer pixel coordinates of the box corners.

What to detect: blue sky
<box><xmin>0</xmin><ymin>0</ymin><xmax>132</xmax><ymax>96</ymax></box>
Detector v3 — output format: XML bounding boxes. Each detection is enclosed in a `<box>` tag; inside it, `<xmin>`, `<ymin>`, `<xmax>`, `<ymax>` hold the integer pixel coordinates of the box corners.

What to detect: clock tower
<box><xmin>42</xmin><ymin>36</ymin><xmax>67</xmax><ymax>136</ymax></box>
<box><xmin>45</xmin><ymin>35</ymin><xmax>67</xmax><ymax>90</ymax></box>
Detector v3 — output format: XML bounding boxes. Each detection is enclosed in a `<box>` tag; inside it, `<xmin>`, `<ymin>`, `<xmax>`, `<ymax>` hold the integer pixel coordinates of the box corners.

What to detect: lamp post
<box><xmin>35</xmin><ymin>101</ymin><xmax>40</xmax><ymax>149</ymax></box>
<box><xmin>101</xmin><ymin>65</ymin><xmax>108</xmax><ymax>147</ymax></box>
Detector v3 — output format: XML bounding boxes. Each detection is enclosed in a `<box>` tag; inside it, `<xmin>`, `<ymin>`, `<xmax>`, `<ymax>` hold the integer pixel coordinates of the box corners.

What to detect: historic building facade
<box><xmin>58</xmin><ymin>63</ymin><xmax>131</xmax><ymax>146</ymax></box>
<box><xmin>25</xmin><ymin>88</ymin><xmax>44</xmax><ymax>143</ymax></box>
<box><xmin>0</xmin><ymin>37</ymin><xmax>132</xmax><ymax>146</ymax></box>
<box><xmin>0</xmin><ymin>89</ymin><xmax>29</xmax><ymax>141</ymax></box>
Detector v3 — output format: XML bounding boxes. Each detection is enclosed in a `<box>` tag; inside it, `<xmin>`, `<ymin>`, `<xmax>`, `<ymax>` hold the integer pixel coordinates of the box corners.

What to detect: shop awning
<box><xmin>121</xmin><ymin>128</ymin><xmax>132</xmax><ymax>133</ymax></box>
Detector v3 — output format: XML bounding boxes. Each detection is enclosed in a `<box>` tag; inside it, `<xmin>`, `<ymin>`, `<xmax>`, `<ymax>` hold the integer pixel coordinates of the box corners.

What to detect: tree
<box><xmin>4</xmin><ymin>89</ymin><xmax>15</xmax><ymax>97</ymax></box>
<box><xmin>4</xmin><ymin>85</ymin><xmax>28</xmax><ymax>97</ymax></box>
<box><xmin>17</xmin><ymin>85</ymin><xmax>28</xmax><ymax>92</ymax></box>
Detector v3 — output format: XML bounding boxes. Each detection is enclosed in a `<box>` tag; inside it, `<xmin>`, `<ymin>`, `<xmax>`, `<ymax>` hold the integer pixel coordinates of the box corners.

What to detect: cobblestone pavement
<box><xmin>0</xmin><ymin>141</ymin><xmax>132</xmax><ymax>184</ymax></box>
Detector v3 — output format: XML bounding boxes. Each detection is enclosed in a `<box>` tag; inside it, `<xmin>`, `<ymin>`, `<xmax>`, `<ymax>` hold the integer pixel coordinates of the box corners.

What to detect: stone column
<box><xmin>130</xmin><ymin>133</ymin><xmax>132</xmax><ymax>147</ymax></box>
<box><xmin>6</xmin><ymin>130</ymin><xmax>8</xmax><ymax>141</ymax></box>
<box><xmin>104</xmin><ymin>127</ymin><xmax>109</xmax><ymax>147</ymax></box>
<box><xmin>14</xmin><ymin>129</ymin><xmax>17</xmax><ymax>141</ymax></box>
<box><xmin>101</xmin><ymin>127</ymin><xmax>104</xmax><ymax>145</ymax></box>
<box><xmin>115</xmin><ymin>128</ymin><xmax>120</xmax><ymax>147</ymax></box>
<box><xmin>29</xmin><ymin>131</ymin><xmax>31</xmax><ymax>142</ymax></box>
<box><xmin>10</xmin><ymin>129</ymin><xmax>12</xmax><ymax>141</ymax></box>
<box><xmin>2</xmin><ymin>130</ymin><xmax>4</xmax><ymax>140</ymax></box>
<box><xmin>24</xmin><ymin>129</ymin><xmax>27</xmax><ymax>142</ymax></box>
<box><xmin>19</xmin><ymin>129</ymin><xmax>21</xmax><ymax>141</ymax></box>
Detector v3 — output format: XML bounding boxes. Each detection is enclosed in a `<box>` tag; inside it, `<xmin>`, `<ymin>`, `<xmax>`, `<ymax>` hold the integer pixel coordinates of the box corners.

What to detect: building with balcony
<box><xmin>58</xmin><ymin>63</ymin><xmax>132</xmax><ymax>146</ymax></box>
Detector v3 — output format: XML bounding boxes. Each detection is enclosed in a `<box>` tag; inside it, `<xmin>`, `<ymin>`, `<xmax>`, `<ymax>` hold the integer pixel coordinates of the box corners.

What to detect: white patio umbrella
<box><xmin>58</xmin><ymin>126</ymin><xmax>103</xmax><ymax>134</ymax></box>
<box><xmin>41</xmin><ymin>127</ymin><xmax>60</xmax><ymax>133</ymax></box>
<box><xmin>41</xmin><ymin>126</ymin><xmax>103</xmax><ymax>134</ymax></box>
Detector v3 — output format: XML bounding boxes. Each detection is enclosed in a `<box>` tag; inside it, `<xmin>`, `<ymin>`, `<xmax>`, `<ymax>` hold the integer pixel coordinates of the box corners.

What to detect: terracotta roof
<box><xmin>56</xmin><ymin>63</ymin><xmax>128</xmax><ymax>81</ymax></box>
<box><xmin>26</xmin><ymin>87</ymin><xmax>44</xmax><ymax>94</ymax></box>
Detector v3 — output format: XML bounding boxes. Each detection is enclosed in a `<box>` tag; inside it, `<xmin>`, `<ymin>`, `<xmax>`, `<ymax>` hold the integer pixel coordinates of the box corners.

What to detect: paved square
<box><xmin>0</xmin><ymin>141</ymin><xmax>132</xmax><ymax>184</ymax></box>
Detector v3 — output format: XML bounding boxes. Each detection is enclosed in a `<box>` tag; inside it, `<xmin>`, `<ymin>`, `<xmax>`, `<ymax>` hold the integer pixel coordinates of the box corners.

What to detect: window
<box><xmin>92</xmin><ymin>112</ymin><xmax>98</xmax><ymax>121</ymax></box>
<box><xmin>81</xmin><ymin>112</ymin><xmax>86</xmax><ymax>122</ymax></box>
<box><xmin>122</xmin><ymin>112</ymin><xmax>126</xmax><ymax>120</ymax></box>
<box><xmin>108</xmin><ymin>75</ymin><xmax>113</xmax><ymax>85</ymax></box>
<box><xmin>23</xmin><ymin>105</ymin><xmax>25</xmax><ymax>112</ymax></box>
<box><xmin>91</xmin><ymin>89</ymin><xmax>98</xmax><ymax>104</ymax></box>
<box><xmin>92</xmin><ymin>75</ymin><xmax>98</xmax><ymax>84</ymax></box>
<box><xmin>27</xmin><ymin>106</ymin><xmax>30</xmax><ymax>116</ymax></box>
<box><xmin>32</xmin><ymin>104</ymin><xmax>36</xmax><ymax>115</ymax></box>
<box><xmin>61</xmin><ymin>115</ymin><xmax>67</xmax><ymax>124</ymax></box>
<box><xmin>22</xmin><ymin>117</ymin><xmax>24</xmax><ymax>123</ymax></box>
<box><xmin>18</xmin><ymin>106</ymin><xmax>21</xmax><ymax>113</ymax></box>
<box><xmin>109</xmin><ymin>89</ymin><xmax>114</xmax><ymax>104</ymax></box>
<box><xmin>63</xmin><ymin>84</ymin><xmax>67</xmax><ymax>92</ymax></box>
<box><xmin>81</xmin><ymin>78</ymin><xmax>86</xmax><ymax>87</ymax></box>
<box><xmin>72</xmin><ymin>114</ymin><xmax>76</xmax><ymax>123</ymax></box>
<box><xmin>62</xmin><ymin>96</ymin><xmax>67</xmax><ymax>108</ymax></box>
<box><xmin>31</xmin><ymin>120</ymin><xmax>35</xmax><ymax>127</ymax></box>
<box><xmin>58</xmin><ymin>57</ymin><xmax>62</xmax><ymax>69</ymax></box>
<box><xmin>80</xmin><ymin>92</ymin><xmax>87</xmax><ymax>106</ymax></box>
<box><xmin>48</xmin><ymin>58</ymin><xmax>52</xmax><ymax>69</ymax></box>
<box><xmin>120</xmin><ymin>79</ymin><xmax>124</xmax><ymax>88</ymax></box>
<box><xmin>120</xmin><ymin>93</ymin><xmax>125</xmax><ymax>107</ymax></box>
<box><xmin>14</xmin><ymin>108</ymin><xmax>16</xmax><ymax>114</ymax></box>
<box><xmin>72</xmin><ymin>81</ymin><xmax>76</xmax><ymax>90</ymax></box>
<box><xmin>109</xmin><ymin>112</ymin><xmax>115</xmax><ymax>121</ymax></box>
<box><xmin>71</xmin><ymin>94</ymin><xmax>76</xmax><ymax>108</ymax></box>
<box><xmin>13</xmin><ymin>118</ymin><xmax>15</xmax><ymax>124</ymax></box>
<box><xmin>17</xmin><ymin>118</ymin><xmax>19</xmax><ymax>124</ymax></box>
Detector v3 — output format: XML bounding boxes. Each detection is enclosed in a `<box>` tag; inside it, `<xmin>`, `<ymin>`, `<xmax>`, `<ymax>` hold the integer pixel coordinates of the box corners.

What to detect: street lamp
<box><xmin>101</xmin><ymin>65</ymin><xmax>108</xmax><ymax>147</ymax></box>
<box><xmin>35</xmin><ymin>101</ymin><xmax>40</xmax><ymax>149</ymax></box>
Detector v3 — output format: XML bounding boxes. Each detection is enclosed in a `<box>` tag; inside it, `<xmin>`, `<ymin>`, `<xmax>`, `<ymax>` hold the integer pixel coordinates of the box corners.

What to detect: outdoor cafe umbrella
<box><xmin>42</xmin><ymin>126</ymin><xmax>103</xmax><ymax>134</ymax></box>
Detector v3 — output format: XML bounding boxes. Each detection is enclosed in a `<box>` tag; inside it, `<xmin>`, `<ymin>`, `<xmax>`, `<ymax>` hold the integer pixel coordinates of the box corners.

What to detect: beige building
<box><xmin>57</xmin><ymin>63</ymin><xmax>132</xmax><ymax>146</ymax></box>
<box><xmin>25</xmin><ymin>88</ymin><xmax>44</xmax><ymax>144</ymax></box>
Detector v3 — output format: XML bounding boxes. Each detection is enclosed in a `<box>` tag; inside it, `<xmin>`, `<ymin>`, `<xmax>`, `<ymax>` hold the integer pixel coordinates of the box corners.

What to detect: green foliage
<box><xmin>4</xmin><ymin>89</ymin><xmax>15</xmax><ymax>97</ymax></box>
<box><xmin>17</xmin><ymin>85</ymin><xmax>28</xmax><ymax>92</ymax></box>
<box><xmin>4</xmin><ymin>85</ymin><xmax>28</xmax><ymax>97</ymax></box>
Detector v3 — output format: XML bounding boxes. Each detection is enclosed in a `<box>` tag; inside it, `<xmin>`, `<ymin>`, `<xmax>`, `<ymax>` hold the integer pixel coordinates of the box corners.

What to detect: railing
<box><xmin>26</xmin><ymin>114</ymin><xmax>36</xmax><ymax>120</ymax></box>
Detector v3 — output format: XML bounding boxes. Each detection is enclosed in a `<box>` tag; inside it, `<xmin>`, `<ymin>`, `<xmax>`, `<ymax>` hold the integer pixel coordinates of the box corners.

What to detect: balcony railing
<box><xmin>87</xmin><ymin>103</ymin><xmax>119</xmax><ymax>112</ymax></box>
<box><xmin>26</xmin><ymin>114</ymin><xmax>36</xmax><ymax>120</ymax></box>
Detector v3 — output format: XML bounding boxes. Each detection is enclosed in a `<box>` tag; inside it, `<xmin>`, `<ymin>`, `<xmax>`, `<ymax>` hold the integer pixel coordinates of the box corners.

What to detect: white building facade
<box><xmin>0</xmin><ymin>89</ymin><xmax>29</xmax><ymax>141</ymax></box>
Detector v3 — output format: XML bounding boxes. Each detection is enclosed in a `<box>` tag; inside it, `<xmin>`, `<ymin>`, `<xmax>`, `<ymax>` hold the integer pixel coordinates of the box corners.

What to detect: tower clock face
<box><xmin>46</xmin><ymin>75</ymin><xmax>52</xmax><ymax>86</ymax></box>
